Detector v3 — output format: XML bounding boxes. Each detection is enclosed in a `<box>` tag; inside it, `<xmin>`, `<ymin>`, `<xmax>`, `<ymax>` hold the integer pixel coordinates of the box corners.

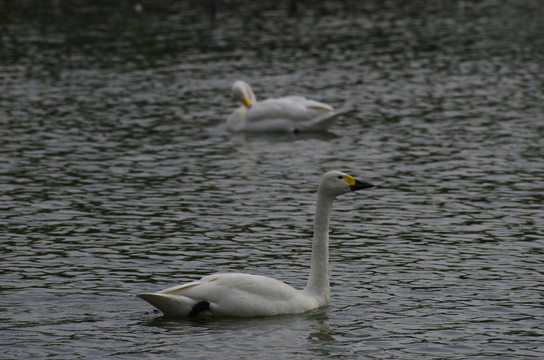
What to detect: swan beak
<box><xmin>350</xmin><ymin>179</ymin><xmax>374</xmax><ymax>191</ymax></box>
<box><xmin>241</xmin><ymin>96</ymin><xmax>252</xmax><ymax>107</ymax></box>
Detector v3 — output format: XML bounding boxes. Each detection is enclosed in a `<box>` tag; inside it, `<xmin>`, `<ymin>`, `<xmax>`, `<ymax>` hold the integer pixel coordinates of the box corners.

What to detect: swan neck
<box><xmin>246</xmin><ymin>85</ymin><xmax>257</xmax><ymax>104</ymax></box>
<box><xmin>305</xmin><ymin>192</ymin><xmax>334</xmax><ymax>300</ymax></box>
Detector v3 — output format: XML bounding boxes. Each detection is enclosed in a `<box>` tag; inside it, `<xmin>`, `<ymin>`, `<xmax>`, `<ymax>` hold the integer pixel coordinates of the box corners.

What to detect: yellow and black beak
<box><xmin>343</xmin><ymin>174</ymin><xmax>374</xmax><ymax>191</ymax></box>
<box><xmin>241</xmin><ymin>96</ymin><xmax>251</xmax><ymax>107</ymax></box>
<box><xmin>350</xmin><ymin>179</ymin><xmax>374</xmax><ymax>191</ymax></box>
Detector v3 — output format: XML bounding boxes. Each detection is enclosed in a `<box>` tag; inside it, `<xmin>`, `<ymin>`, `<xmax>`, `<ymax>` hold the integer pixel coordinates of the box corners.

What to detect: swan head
<box><xmin>318</xmin><ymin>170</ymin><xmax>374</xmax><ymax>197</ymax></box>
<box><xmin>232</xmin><ymin>80</ymin><xmax>256</xmax><ymax>108</ymax></box>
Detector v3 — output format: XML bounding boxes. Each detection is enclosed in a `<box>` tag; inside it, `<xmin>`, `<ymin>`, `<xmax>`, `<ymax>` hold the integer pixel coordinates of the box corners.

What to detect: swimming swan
<box><xmin>137</xmin><ymin>170</ymin><xmax>374</xmax><ymax>318</ymax></box>
<box><xmin>226</xmin><ymin>80</ymin><xmax>344</xmax><ymax>133</ymax></box>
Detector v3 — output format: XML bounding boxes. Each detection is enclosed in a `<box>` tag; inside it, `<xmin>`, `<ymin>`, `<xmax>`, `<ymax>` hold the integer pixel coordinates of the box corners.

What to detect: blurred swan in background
<box><xmin>137</xmin><ymin>170</ymin><xmax>374</xmax><ymax>318</ymax></box>
<box><xmin>226</xmin><ymin>80</ymin><xmax>345</xmax><ymax>133</ymax></box>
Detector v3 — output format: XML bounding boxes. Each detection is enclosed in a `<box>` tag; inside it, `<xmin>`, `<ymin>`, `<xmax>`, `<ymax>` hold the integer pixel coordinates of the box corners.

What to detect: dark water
<box><xmin>1</xmin><ymin>0</ymin><xmax>543</xmax><ymax>358</ymax></box>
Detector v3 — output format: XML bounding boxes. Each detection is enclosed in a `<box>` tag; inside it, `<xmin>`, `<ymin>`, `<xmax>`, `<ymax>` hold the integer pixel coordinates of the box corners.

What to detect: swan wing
<box><xmin>137</xmin><ymin>273</ymin><xmax>320</xmax><ymax>317</ymax></box>
<box><xmin>246</xmin><ymin>97</ymin><xmax>333</xmax><ymax>124</ymax></box>
<box><xmin>295</xmin><ymin>107</ymin><xmax>349</xmax><ymax>132</ymax></box>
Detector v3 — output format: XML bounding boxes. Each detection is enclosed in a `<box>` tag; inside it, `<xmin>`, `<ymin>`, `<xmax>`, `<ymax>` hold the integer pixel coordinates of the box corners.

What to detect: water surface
<box><xmin>1</xmin><ymin>0</ymin><xmax>543</xmax><ymax>358</ymax></box>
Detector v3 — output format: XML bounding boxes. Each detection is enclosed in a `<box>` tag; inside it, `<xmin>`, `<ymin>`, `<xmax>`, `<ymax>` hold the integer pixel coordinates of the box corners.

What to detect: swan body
<box><xmin>138</xmin><ymin>273</ymin><xmax>321</xmax><ymax>318</ymax></box>
<box><xmin>137</xmin><ymin>170</ymin><xmax>374</xmax><ymax>318</ymax></box>
<box><xmin>226</xmin><ymin>80</ymin><xmax>344</xmax><ymax>133</ymax></box>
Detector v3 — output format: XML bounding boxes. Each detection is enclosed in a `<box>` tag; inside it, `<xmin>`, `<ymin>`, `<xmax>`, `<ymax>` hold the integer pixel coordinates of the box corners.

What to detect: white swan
<box><xmin>226</xmin><ymin>80</ymin><xmax>344</xmax><ymax>133</ymax></box>
<box><xmin>137</xmin><ymin>170</ymin><xmax>374</xmax><ymax>318</ymax></box>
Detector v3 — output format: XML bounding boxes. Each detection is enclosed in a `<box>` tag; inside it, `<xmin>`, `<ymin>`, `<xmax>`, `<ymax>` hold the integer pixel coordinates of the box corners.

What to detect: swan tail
<box><xmin>137</xmin><ymin>293</ymin><xmax>209</xmax><ymax>317</ymax></box>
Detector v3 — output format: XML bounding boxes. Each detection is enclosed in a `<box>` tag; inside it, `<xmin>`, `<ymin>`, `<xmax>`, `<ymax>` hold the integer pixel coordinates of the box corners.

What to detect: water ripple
<box><xmin>1</xmin><ymin>0</ymin><xmax>543</xmax><ymax>359</ymax></box>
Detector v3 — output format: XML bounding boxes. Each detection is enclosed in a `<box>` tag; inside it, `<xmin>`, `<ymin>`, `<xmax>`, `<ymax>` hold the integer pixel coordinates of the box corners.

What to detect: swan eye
<box><xmin>338</xmin><ymin>175</ymin><xmax>343</xmax><ymax>179</ymax></box>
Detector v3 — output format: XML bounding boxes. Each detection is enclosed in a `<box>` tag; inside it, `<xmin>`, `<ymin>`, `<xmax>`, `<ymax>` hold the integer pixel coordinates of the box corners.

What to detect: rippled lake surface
<box><xmin>1</xmin><ymin>0</ymin><xmax>543</xmax><ymax>358</ymax></box>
